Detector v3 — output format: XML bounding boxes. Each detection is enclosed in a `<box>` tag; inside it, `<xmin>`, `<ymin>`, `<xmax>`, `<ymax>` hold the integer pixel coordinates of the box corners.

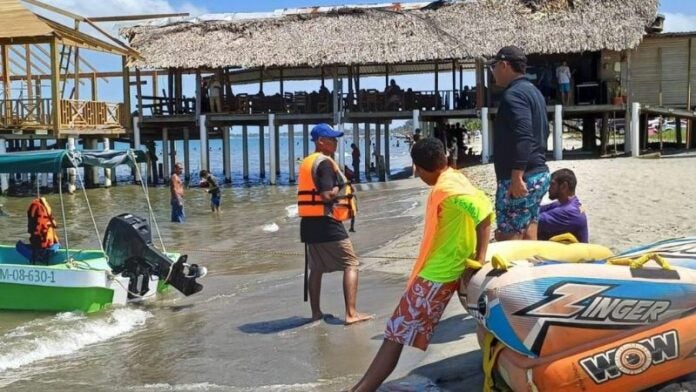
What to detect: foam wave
<box><xmin>0</xmin><ymin>308</ymin><xmax>151</xmax><ymax>373</ymax></box>
<box><xmin>285</xmin><ymin>204</ymin><xmax>298</xmax><ymax>218</ymax></box>
<box><xmin>129</xmin><ymin>382</ymin><xmax>323</xmax><ymax>391</ymax></box>
<box><xmin>262</xmin><ymin>223</ymin><xmax>279</xmax><ymax>233</ymax></box>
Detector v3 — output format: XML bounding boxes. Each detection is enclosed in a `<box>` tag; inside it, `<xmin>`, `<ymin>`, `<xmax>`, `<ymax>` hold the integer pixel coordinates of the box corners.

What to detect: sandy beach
<box><xmin>356</xmin><ymin>154</ymin><xmax>696</xmax><ymax>391</ymax></box>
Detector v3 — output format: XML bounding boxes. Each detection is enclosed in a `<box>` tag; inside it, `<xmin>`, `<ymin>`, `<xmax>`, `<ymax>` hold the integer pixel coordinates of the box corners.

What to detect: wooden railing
<box><xmin>0</xmin><ymin>99</ymin><xmax>126</xmax><ymax>129</ymax></box>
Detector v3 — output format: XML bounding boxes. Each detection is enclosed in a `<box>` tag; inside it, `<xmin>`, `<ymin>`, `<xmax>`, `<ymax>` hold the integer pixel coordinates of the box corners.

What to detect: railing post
<box><xmin>630</xmin><ymin>102</ymin><xmax>641</xmax><ymax>157</ymax></box>
<box><xmin>162</xmin><ymin>127</ymin><xmax>170</xmax><ymax>182</ymax></box>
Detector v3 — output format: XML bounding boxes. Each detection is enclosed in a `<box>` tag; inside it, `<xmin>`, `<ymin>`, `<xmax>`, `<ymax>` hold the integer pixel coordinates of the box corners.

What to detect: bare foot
<box><xmin>344</xmin><ymin>313</ymin><xmax>374</xmax><ymax>326</ymax></box>
<box><xmin>311</xmin><ymin>312</ymin><xmax>324</xmax><ymax>322</ymax></box>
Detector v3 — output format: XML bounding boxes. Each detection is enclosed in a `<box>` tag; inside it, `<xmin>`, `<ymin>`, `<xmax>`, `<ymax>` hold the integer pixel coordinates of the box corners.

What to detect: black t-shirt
<box><xmin>300</xmin><ymin>160</ymin><xmax>348</xmax><ymax>243</ymax></box>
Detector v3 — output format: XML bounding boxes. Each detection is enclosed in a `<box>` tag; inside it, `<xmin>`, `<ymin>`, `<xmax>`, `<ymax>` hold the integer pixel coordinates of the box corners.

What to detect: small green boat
<box><xmin>0</xmin><ymin>149</ymin><xmax>206</xmax><ymax>313</ymax></box>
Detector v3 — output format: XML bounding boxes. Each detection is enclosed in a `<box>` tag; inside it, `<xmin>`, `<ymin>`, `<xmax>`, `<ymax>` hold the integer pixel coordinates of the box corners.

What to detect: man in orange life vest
<box><xmin>351</xmin><ymin>138</ymin><xmax>493</xmax><ymax>391</ymax></box>
<box><xmin>297</xmin><ymin>123</ymin><xmax>372</xmax><ymax>325</ymax></box>
<box><xmin>16</xmin><ymin>197</ymin><xmax>61</xmax><ymax>264</ymax></box>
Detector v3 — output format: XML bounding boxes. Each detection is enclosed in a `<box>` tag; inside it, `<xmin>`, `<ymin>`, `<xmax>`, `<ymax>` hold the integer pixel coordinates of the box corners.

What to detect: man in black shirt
<box><xmin>298</xmin><ymin>124</ymin><xmax>372</xmax><ymax>325</ymax></box>
<box><xmin>489</xmin><ymin>46</ymin><xmax>550</xmax><ymax>241</ymax></box>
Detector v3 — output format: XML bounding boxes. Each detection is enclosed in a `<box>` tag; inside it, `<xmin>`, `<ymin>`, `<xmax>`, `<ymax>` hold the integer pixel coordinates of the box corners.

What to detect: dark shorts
<box><xmin>307</xmin><ymin>239</ymin><xmax>359</xmax><ymax>273</ymax></box>
<box><xmin>559</xmin><ymin>83</ymin><xmax>570</xmax><ymax>93</ymax></box>
<box><xmin>171</xmin><ymin>200</ymin><xmax>185</xmax><ymax>223</ymax></box>
<box><xmin>495</xmin><ymin>171</ymin><xmax>550</xmax><ymax>234</ymax></box>
<box><xmin>211</xmin><ymin>194</ymin><xmax>221</xmax><ymax>208</ymax></box>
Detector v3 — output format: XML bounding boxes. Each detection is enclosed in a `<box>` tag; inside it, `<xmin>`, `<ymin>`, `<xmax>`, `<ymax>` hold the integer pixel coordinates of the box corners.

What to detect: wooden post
<box><xmin>676</xmin><ymin>118</ymin><xmax>683</xmax><ymax>147</ymax></box>
<box><xmin>259</xmin><ymin>125</ymin><xmax>266</xmax><ymax>178</ymax></box>
<box><xmin>2</xmin><ymin>45</ymin><xmax>10</xmax><ymax>123</ymax></box>
<box><xmin>167</xmin><ymin>69</ymin><xmax>174</xmax><ymax>114</ymax></box>
<box><xmin>302</xmin><ymin>123</ymin><xmax>309</xmax><ymax>157</ymax></box>
<box><xmin>434</xmin><ymin>62</ymin><xmax>439</xmax><ymax>103</ymax></box>
<box><xmin>121</xmin><ymin>55</ymin><xmax>130</xmax><ymax>130</ymax></box>
<box><xmin>199</xmin><ymin>115</ymin><xmax>208</xmax><ymax>171</ymax></box>
<box><xmin>279</xmin><ymin>68</ymin><xmax>284</xmax><ymax>97</ymax></box>
<box><xmin>223</xmin><ymin>126</ymin><xmax>231</xmax><ymax>183</ymax></box>
<box><xmin>288</xmin><ymin>124</ymin><xmax>295</xmax><ymax>183</ymax></box>
<box><xmin>384</xmin><ymin>122</ymin><xmax>390</xmax><ymax>178</ymax></box>
<box><xmin>25</xmin><ymin>44</ymin><xmax>33</xmax><ymax>104</ymax></box>
<box><xmin>452</xmin><ymin>60</ymin><xmax>456</xmax><ymax>109</ymax></box>
<box><xmin>601</xmin><ymin>112</ymin><xmax>609</xmax><ymax>155</ymax></box>
<box><xmin>90</xmin><ymin>72</ymin><xmax>97</xmax><ymax>100</ymax></box>
<box><xmin>183</xmin><ymin>127</ymin><xmax>190</xmax><ymax>183</ymax></box>
<box><xmin>162</xmin><ymin>127</ymin><xmax>170</xmax><ymax>181</ymax></box>
<box><xmin>74</xmin><ymin>21</ymin><xmax>80</xmax><ymax>100</ymax></box>
<box><xmin>103</xmin><ymin>137</ymin><xmax>112</xmax><ymax>187</ymax></box>
<box><xmin>364</xmin><ymin>123</ymin><xmax>371</xmax><ymax>179</ymax></box>
<box><xmin>475</xmin><ymin>59</ymin><xmax>484</xmax><ymax>109</ymax></box>
<box><xmin>135</xmin><ymin>68</ymin><xmax>143</xmax><ymax>116</ymax></box>
<box><xmin>175</xmin><ymin>69</ymin><xmax>182</xmax><ymax>113</ymax></box>
<box><xmin>152</xmin><ymin>71</ymin><xmax>158</xmax><ymax>97</ymax></box>
<box><xmin>269</xmin><ymin>114</ymin><xmax>277</xmax><ymax>185</ymax></box>
<box><xmin>195</xmin><ymin>70</ymin><xmax>201</xmax><ymax>120</ymax></box>
<box><xmin>50</xmin><ymin>39</ymin><xmax>61</xmax><ymax>134</ymax></box>
<box><xmin>242</xmin><ymin>125</ymin><xmax>249</xmax><ymax>180</ymax></box>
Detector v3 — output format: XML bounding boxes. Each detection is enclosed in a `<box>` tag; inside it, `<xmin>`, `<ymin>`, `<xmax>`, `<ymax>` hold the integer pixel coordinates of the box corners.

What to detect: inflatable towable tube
<box><xmin>461</xmin><ymin>238</ymin><xmax>696</xmax><ymax>392</ymax></box>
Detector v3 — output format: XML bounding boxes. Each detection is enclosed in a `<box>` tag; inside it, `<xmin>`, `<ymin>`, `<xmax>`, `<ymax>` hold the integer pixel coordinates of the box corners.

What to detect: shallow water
<box><xmin>0</xmin><ymin>178</ymin><xmax>429</xmax><ymax>391</ymax></box>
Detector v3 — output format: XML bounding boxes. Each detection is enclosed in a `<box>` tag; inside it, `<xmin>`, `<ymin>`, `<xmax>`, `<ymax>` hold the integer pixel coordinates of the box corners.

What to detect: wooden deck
<box><xmin>0</xmin><ymin>98</ymin><xmax>127</xmax><ymax>136</ymax></box>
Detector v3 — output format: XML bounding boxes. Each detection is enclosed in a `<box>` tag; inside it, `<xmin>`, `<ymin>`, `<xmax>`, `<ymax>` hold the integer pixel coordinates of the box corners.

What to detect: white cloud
<box><xmin>662</xmin><ymin>12</ymin><xmax>696</xmax><ymax>33</ymax></box>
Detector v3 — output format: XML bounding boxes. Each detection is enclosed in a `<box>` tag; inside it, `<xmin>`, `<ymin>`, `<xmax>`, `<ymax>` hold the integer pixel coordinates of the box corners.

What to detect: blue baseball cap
<box><xmin>311</xmin><ymin>123</ymin><xmax>343</xmax><ymax>141</ymax></box>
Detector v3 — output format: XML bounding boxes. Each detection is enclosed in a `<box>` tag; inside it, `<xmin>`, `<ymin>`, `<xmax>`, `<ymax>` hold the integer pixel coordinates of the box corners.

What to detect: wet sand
<box><xmin>2</xmin><ymin>154</ymin><xmax>696</xmax><ymax>391</ymax></box>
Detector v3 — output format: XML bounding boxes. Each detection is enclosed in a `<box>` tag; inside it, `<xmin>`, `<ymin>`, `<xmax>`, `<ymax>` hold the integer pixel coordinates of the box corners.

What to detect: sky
<box><xmin>24</xmin><ymin>0</ymin><xmax>696</xmax><ymax>107</ymax></box>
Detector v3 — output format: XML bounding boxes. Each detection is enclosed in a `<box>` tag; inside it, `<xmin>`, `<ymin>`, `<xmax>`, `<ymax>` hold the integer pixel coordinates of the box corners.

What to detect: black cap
<box><xmin>491</xmin><ymin>45</ymin><xmax>527</xmax><ymax>64</ymax></box>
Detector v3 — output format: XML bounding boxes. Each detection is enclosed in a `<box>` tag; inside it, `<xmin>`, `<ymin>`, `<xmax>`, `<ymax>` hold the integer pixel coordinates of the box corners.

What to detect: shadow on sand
<box><xmin>239</xmin><ymin>313</ymin><xmax>343</xmax><ymax>334</ymax></box>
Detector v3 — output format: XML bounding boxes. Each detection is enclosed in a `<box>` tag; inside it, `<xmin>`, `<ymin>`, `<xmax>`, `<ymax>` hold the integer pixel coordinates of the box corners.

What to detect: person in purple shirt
<box><xmin>538</xmin><ymin>169</ymin><xmax>589</xmax><ymax>243</ymax></box>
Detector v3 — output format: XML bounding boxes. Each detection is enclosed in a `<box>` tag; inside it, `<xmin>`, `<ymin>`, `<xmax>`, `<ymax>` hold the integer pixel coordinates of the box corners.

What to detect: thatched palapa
<box><xmin>122</xmin><ymin>0</ymin><xmax>659</xmax><ymax>70</ymax></box>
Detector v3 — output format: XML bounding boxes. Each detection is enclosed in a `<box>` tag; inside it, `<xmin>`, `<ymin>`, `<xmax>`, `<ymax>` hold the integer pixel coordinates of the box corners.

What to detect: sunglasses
<box><xmin>488</xmin><ymin>60</ymin><xmax>502</xmax><ymax>72</ymax></box>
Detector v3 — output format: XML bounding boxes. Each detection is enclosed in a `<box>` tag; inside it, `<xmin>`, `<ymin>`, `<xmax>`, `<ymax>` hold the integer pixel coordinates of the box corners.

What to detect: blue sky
<box><xmin>33</xmin><ymin>0</ymin><xmax>696</xmax><ymax>106</ymax></box>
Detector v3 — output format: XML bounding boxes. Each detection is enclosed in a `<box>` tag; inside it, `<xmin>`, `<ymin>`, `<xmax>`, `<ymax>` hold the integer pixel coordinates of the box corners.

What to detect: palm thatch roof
<box><xmin>122</xmin><ymin>0</ymin><xmax>659</xmax><ymax>70</ymax></box>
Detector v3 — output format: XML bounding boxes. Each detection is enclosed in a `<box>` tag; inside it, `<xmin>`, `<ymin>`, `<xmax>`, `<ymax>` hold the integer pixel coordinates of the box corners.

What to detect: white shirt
<box><xmin>556</xmin><ymin>66</ymin><xmax>571</xmax><ymax>84</ymax></box>
<box><xmin>208</xmin><ymin>80</ymin><xmax>222</xmax><ymax>97</ymax></box>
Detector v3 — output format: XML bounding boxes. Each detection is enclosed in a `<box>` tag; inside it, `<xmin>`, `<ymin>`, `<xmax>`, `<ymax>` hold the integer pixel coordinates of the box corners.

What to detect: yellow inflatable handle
<box><xmin>491</xmin><ymin>254</ymin><xmax>509</xmax><ymax>271</ymax></box>
<box><xmin>608</xmin><ymin>253</ymin><xmax>672</xmax><ymax>270</ymax></box>
<box><xmin>549</xmin><ymin>232</ymin><xmax>579</xmax><ymax>244</ymax></box>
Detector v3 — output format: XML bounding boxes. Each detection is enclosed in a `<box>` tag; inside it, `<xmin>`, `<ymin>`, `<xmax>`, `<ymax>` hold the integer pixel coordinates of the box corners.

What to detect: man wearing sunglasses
<box><xmin>488</xmin><ymin>46</ymin><xmax>550</xmax><ymax>241</ymax></box>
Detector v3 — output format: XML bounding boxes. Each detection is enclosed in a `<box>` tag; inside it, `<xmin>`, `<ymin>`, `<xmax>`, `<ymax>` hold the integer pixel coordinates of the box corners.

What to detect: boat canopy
<box><xmin>0</xmin><ymin>149</ymin><xmax>147</xmax><ymax>173</ymax></box>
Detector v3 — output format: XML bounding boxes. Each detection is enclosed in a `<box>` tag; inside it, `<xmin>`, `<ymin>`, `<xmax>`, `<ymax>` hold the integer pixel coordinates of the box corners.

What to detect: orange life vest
<box><xmin>297</xmin><ymin>152</ymin><xmax>357</xmax><ymax>222</ymax></box>
<box><xmin>27</xmin><ymin>197</ymin><xmax>59</xmax><ymax>249</ymax></box>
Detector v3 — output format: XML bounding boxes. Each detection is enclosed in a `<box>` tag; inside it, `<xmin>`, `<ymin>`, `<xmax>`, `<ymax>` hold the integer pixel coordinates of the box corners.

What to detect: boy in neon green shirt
<box><xmin>351</xmin><ymin>138</ymin><xmax>493</xmax><ymax>392</ymax></box>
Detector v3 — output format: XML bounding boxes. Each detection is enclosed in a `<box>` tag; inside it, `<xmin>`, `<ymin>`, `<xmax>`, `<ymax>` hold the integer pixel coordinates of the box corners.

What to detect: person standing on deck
<box><xmin>297</xmin><ymin>123</ymin><xmax>371</xmax><ymax>325</ymax></box>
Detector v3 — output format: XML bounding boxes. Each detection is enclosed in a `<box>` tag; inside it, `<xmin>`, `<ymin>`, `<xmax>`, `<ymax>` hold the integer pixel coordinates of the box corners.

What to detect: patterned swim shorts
<box><xmin>384</xmin><ymin>276</ymin><xmax>459</xmax><ymax>351</ymax></box>
<box><xmin>495</xmin><ymin>171</ymin><xmax>550</xmax><ymax>235</ymax></box>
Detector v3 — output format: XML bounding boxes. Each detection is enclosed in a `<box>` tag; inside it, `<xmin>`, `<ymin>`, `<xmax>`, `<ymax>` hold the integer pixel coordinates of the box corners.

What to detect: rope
<box><xmin>131</xmin><ymin>151</ymin><xmax>166</xmax><ymax>253</ymax></box>
<box><xmin>58</xmin><ymin>171</ymin><xmax>71</xmax><ymax>261</ymax></box>
<box><xmin>166</xmin><ymin>246</ymin><xmax>414</xmax><ymax>261</ymax></box>
<box><xmin>74</xmin><ymin>163</ymin><xmax>106</xmax><ymax>257</ymax></box>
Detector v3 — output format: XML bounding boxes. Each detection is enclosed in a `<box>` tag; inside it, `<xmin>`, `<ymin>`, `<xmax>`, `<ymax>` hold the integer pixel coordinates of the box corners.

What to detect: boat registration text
<box><xmin>0</xmin><ymin>267</ymin><xmax>56</xmax><ymax>284</ymax></box>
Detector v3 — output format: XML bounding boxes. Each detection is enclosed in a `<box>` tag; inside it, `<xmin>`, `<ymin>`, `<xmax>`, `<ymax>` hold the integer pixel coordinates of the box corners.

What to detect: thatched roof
<box><xmin>122</xmin><ymin>0</ymin><xmax>659</xmax><ymax>70</ymax></box>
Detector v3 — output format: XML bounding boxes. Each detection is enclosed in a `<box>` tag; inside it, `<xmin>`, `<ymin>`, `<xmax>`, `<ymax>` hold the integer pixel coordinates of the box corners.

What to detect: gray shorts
<box><xmin>307</xmin><ymin>239</ymin><xmax>359</xmax><ymax>273</ymax></box>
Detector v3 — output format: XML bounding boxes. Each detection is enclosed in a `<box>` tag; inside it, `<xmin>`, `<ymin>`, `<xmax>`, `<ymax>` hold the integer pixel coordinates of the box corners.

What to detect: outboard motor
<box><xmin>102</xmin><ymin>213</ymin><xmax>206</xmax><ymax>298</ymax></box>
